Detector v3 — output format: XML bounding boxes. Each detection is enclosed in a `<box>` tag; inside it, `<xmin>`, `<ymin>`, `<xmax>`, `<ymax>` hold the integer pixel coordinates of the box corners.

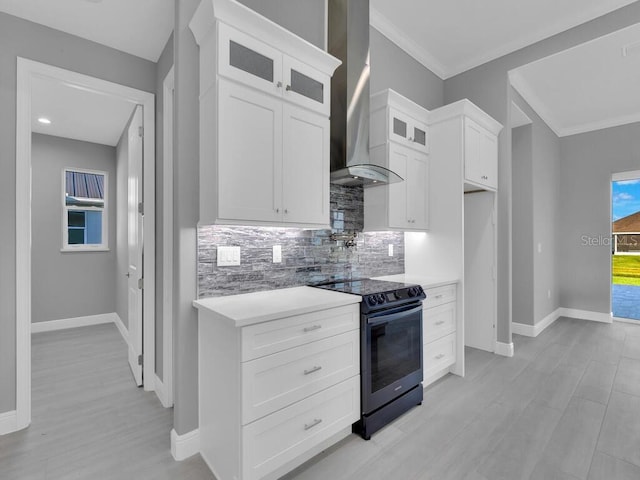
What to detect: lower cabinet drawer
<box><xmin>423</xmin><ymin>301</ymin><xmax>456</xmax><ymax>344</ymax></box>
<box><xmin>242</xmin><ymin>376</ymin><xmax>360</xmax><ymax>480</ymax></box>
<box><xmin>423</xmin><ymin>333</ymin><xmax>456</xmax><ymax>382</ymax></box>
<box><xmin>423</xmin><ymin>283</ymin><xmax>457</xmax><ymax>309</ymax></box>
<box><xmin>242</xmin><ymin>330</ymin><xmax>359</xmax><ymax>424</ymax></box>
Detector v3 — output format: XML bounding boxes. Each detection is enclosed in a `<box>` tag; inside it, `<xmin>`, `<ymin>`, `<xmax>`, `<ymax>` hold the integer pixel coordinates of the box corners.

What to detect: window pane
<box><xmin>68</xmin><ymin>210</ymin><xmax>86</xmax><ymax>228</ymax></box>
<box><xmin>68</xmin><ymin>228</ymin><xmax>85</xmax><ymax>245</ymax></box>
<box><xmin>229</xmin><ymin>40</ymin><xmax>274</xmax><ymax>83</ymax></box>
<box><xmin>66</xmin><ymin>171</ymin><xmax>105</xmax><ymax>207</ymax></box>
<box><xmin>85</xmin><ymin>211</ymin><xmax>103</xmax><ymax>244</ymax></box>
<box><xmin>290</xmin><ymin>70</ymin><xmax>323</xmax><ymax>103</ymax></box>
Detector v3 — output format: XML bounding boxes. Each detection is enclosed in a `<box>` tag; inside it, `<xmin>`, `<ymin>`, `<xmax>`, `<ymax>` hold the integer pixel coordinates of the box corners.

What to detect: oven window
<box><xmin>370</xmin><ymin>315</ymin><xmax>421</xmax><ymax>393</ymax></box>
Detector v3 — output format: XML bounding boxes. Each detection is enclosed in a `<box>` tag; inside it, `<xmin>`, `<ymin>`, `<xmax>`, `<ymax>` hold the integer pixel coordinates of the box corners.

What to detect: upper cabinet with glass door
<box><xmin>371</xmin><ymin>89</ymin><xmax>429</xmax><ymax>154</ymax></box>
<box><xmin>215</xmin><ymin>21</ymin><xmax>333</xmax><ymax>116</ymax></box>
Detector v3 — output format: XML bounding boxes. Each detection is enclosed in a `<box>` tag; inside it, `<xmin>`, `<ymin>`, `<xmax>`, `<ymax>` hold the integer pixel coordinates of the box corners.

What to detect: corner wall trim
<box><xmin>171</xmin><ymin>428</ymin><xmax>200</xmax><ymax>461</ymax></box>
<box><xmin>113</xmin><ymin>313</ymin><xmax>129</xmax><ymax>344</ymax></box>
<box><xmin>0</xmin><ymin>410</ymin><xmax>17</xmax><ymax>436</ymax></box>
<box><xmin>155</xmin><ymin>374</ymin><xmax>172</xmax><ymax>408</ymax></box>
<box><xmin>31</xmin><ymin>312</ymin><xmax>118</xmax><ymax>334</ymax></box>
<box><xmin>559</xmin><ymin>308</ymin><xmax>612</xmax><ymax>324</ymax></box>
<box><xmin>512</xmin><ymin>308</ymin><xmax>561</xmax><ymax>337</ymax></box>
<box><xmin>494</xmin><ymin>341</ymin><xmax>514</xmax><ymax>357</ymax></box>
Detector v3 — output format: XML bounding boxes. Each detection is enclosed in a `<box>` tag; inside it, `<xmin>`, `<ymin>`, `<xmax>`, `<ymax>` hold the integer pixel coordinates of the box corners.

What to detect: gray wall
<box><xmin>370</xmin><ymin>28</ymin><xmax>444</xmax><ymax>110</ymax></box>
<box><xmin>173</xmin><ymin>0</ymin><xmax>443</xmax><ymax>435</ymax></box>
<box><xmin>31</xmin><ymin>134</ymin><xmax>117</xmax><ymax>323</ymax></box>
<box><xmin>115</xmin><ymin>119</ymin><xmax>130</xmax><ymax>328</ymax></box>
<box><xmin>443</xmin><ymin>1</ymin><xmax>640</xmax><ymax>343</ymax></box>
<box><xmin>559</xmin><ymin>122</ymin><xmax>640</xmax><ymax>313</ymax></box>
<box><xmin>511</xmin><ymin>91</ymin><xmax>561</xmax><ymax>326</ymax></box>
<box><xmin>155</xmin><ymin>33</ymin><xmax>174</xmax><ymax>381</ymax></box>
<box><xmin>0</xmin><ymin>11</ymin><xmax>155</xmax><ymax>414</ymax></box>
<box><xmin>511</xmin><ymin>125</ymin><xmax>534</xmax><ymax>325</ymax></box>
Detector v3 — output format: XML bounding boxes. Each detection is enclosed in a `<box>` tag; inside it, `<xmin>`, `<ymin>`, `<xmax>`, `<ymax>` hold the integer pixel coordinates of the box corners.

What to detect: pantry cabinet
<box><xmin>365</xmin><ymin>89</ymin><xmax>430</xmax><ymax>232</ymax></box>
<box><xmin>464</xmin><ymin>117</ymin><xmax>498</xmax><ymax>191</ymax></box>
<box><xmin>190</xmin><ymin>0</ymin><xmax>340</xmax><ymax>227</ymax></box>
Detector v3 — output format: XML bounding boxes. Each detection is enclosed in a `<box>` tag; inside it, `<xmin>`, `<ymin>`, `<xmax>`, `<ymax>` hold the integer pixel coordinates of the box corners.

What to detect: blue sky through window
<box><xmin>613</xmin><ymin>178</ymin><xmax>640</xmax><ymax>221</ymax></box>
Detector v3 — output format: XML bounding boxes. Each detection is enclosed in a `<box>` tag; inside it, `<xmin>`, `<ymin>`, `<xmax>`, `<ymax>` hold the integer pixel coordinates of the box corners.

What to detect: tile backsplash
<box><xmin>197</xmin><ymin>185</ymin><xmax>404</xmax><ymax>298</ymax></box>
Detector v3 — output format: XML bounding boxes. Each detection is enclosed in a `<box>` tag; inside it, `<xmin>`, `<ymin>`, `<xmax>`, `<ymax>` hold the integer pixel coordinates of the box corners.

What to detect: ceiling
<box><xmin>510</xmin><ymin>22</ymin><xmax>640</xmax><ymax>137</ymax></box>
<box><xmin>31</xmin><ymin>76</ymin><xmax>136</xmax><ymax>146</ymax></box>
<box><xmin>370</xmin><ymin>0</ymin><xmax>638</xmax><ymax>79</ymax></box>
<box><xmin>0</xmin><ymin>0</ymin><xmax>173</xmax><ymax>62</ymax></box>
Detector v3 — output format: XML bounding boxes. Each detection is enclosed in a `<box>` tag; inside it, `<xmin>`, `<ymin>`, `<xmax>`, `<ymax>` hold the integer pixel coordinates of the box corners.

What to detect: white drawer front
<box><xmin>423</xmin><ymin>302</ymin><xmax>456</xmax><ymax>344</ymax></box>
<box><xmin>243</xmin><ymin>376</ymin><xmax>360</xmax><ymax>480</ymax></box>
<box><xmin>241</xmin><ymin>304</ymin><xmax>359</xmax><ymax>361</ymax></box>
<box><xmin>423</xmin><ymin>283</ymin><xmax>456</xmax><ymax>309</ymax></box>
<box><xmin>242</xmin><ymin>330</ymin><xmax>359</xmax><ymax>424</ymax></box>
<box><xmin>423</xmin><ymin>333</ymin><xmax>456</xmax><ymax>382</ymax></box>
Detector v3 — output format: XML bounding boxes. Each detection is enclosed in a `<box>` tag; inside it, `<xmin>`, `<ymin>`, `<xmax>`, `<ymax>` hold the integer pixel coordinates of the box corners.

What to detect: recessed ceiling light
<box><xmin>37</xmin><ymin>117</ymin><xmax>51</xmax><ymax>125</ymax></box>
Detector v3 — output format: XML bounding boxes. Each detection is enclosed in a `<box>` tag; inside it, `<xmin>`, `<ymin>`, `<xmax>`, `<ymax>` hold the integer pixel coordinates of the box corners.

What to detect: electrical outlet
<box><xmin>388</xmin><ymin>244</ymin><xmax>394</xmax><ymax>256</ymax></box>
<box><xmin>217</xmin><ymin>246</ymin><xmax>241</xmax><ymax>266</ymax></box>
<box><xmin>273</xmin><ymin>245</ymin><xmax>282</xmax><ymax>263</ymax></box>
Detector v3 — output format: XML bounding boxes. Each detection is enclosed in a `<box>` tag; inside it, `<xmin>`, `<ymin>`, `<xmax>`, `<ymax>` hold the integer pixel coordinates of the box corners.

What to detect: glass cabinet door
<box><xmin>218</xmin><ymin>23</ymin><xmax>283</xmax><ymax>96</ymax></box>
<box><xmin>283</xmin><ymin>56</ymin><xmax>331</xmax><ymax>115</ymax></box>
<box><xmin>411</xmin><ymin>120</ymin><xmax>429</xmax><ymax>153</ymax></box>
<box><xmin>388</xmin><ymin>108</ymin><xmax>412</xmax><ymax>144</ymax></box>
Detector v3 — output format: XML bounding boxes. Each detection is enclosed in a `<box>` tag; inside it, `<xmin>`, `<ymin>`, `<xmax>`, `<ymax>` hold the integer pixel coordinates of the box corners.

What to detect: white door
<box><xmin>406</xmin><ymin>151</ymin><xmax>429</xmax><ymax>230</ymax></box>
<box><xmin>127</xmin><ymin>105</ymin><xmax>144</xmax><ymax>386</ymax></box>
<box><xmin>464</xmin><ymin>191</ymin><xmax>496</xmax><ymax>352</ymax></box>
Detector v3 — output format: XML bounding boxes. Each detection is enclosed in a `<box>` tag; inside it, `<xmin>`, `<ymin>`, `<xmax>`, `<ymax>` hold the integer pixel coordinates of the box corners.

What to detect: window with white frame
<box><xmin>63</xmin><ymin>168</ymin><xmax>108</xmax><ymax>250</ymax></box>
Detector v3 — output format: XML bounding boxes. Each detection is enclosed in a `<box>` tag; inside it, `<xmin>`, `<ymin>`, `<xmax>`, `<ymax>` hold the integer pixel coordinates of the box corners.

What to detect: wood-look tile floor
<box><xmin>2</xmin><ymin>317</ymin><xmax>640</xmax><ymax>479</ymax></box>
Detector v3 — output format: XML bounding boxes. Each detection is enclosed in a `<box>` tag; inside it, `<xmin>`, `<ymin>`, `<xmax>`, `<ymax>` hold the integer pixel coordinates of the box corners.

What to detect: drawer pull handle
<box><xmin>304</xmin><ymin>418</ymin><xmax>322</xmax><ymax>431</ymax></box>
<box><xmin>435</xmin><ymin>354</ymin><xmax>445</xmax><ymax>360</ymax></box>
<box><xmin>304</xmin><ymin>325</ymin><xmax>322</xmax><ymax>333</ymax></box>
<box><xmin>304</xmin><ymin>366</ymin><xmax>322</xmax><ymax>375</ymax></box>
<box><xmin>435</xmin><ymin>321</ymin><xmax>445</xmax><ymax>326</ymax></box>
<box><xmin>435</xmin><ymin>295</ymin><xmax>443</xmax><ymax>299</ymax></box>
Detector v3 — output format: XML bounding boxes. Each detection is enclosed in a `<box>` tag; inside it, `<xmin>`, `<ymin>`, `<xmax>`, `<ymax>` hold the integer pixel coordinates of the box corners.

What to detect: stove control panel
<box><xmin>363</xmin><ymin>285</ymin><xmax>425</xmax><ymax>312</ymax></box>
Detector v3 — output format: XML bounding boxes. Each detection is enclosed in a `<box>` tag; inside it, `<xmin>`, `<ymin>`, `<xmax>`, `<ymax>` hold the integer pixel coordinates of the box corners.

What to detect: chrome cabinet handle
<box><xmin>275</xmin><ymin>208</ymin><xmax>280</xmax><ymax>213</ymax></box>
<box><xmin>304</xmin><ymin>324</ymin><xmax>322</xmax><ymax>333</ymax></box>
<box><xmin>435</xmin><ymin>321</ymin><xmax>445</xmax><ymax>326</ymax></box>
<box><xmin>304</xmin><ymin>365</ymin><xmax>322</xmax><ymax>375</ymax></box>
<box><xmin>304</xmin><ymin>418</ymin><xmax>322</xmax><ymax>431</ymax></box>
<box><xmin>126</xmin><ymin>272</ymin><xmax>130</xmax><ymax>278</ymax></box>
<box><xmin>435</xmin><ymin>294</ymin><xmax>443</xmax><ymax>299</ymax></box>
<box><xmin>284</xmin><ymin>209</ymin><xmax>288</xmax><ymax>214</ymax></box>
<box><xmin>435</xmin><ymin>354</ymin><xmax>445</xmax><ymax>360</ymax></box>
<box><xmin>285</xmin><ymin>85</ymin><xmax>292</xmax><ymax>91</ymax></box>
<box><xmin>276</xmin><ymin>81</ymin><xmax>283</xmax><ymax>88</ymax></box>
<box><xmin>481</xmin><ymin>175</ymin><xmax>488</xmax><ymax>180</ymax></box>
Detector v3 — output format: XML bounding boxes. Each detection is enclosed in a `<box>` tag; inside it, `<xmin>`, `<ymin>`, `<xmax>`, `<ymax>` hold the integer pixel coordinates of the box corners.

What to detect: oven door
<box><xmin>362</xmin><ymin>302</ymin><xmax>423</xmax><ymax>414</ymax></box>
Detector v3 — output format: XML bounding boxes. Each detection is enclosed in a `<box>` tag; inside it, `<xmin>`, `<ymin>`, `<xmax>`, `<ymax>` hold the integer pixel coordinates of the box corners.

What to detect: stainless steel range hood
<box><xmin>328</xmin><ymin>0</ymin><xmax>403</xmax><ymax>187</ymax></box>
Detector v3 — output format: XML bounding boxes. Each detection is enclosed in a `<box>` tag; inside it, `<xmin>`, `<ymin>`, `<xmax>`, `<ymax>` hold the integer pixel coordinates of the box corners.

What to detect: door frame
<box><xmin>15</xmin><ymin>58</ymin><xmax>156</xmax><ymax>431</ymax></box>
<box><xmin>611</xmin><ymin>169</ymin><xmax>640</xmax><ymax>322</ymax></box>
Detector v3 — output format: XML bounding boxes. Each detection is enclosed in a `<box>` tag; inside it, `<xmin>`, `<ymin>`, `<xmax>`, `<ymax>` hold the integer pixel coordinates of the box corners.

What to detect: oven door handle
<box><xmin>366</xmin><ymin>304</ymin><xmax>423</xmax><ymax>326</ymax></box>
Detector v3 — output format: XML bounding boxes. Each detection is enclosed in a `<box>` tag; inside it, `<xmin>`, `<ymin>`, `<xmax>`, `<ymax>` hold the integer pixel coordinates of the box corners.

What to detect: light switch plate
<box><xmin>273</xmin><ymin>245</ymin><xmax>282</xmax><ymax>263</ymax></box>
<box><xmin>217</xmin><ymin>246</ymin><xmax>241</xmax><ymax>266</ymax></box>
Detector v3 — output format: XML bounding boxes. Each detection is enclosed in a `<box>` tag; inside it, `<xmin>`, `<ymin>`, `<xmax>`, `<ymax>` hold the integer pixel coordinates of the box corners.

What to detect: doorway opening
<box><xmin>611</xmin><ymin>170</ymin><xmax>640</xmax><ymax>321</ymax></box>
<box><xmin>15</xmin><ymin>58</ymin><xmax>156</xmax><ymax>431</ymax></box>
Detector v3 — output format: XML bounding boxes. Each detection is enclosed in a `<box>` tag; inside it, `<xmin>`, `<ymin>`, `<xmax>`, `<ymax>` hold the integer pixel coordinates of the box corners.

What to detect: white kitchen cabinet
<box><xmin>194</xmin><ymin>287</ymin><xmax>361</xmax><ymax>480</ymax></box>
<box><xmin>365</xmin><ymin>89</ymin><xmax>430</xmax><ymax>232</ymax></box>
<box><xmin>422</xmin><ymin>283</ymin><xmax>458</xmax><ymax>386</ymax></box>
<box><xmin>464</xmin><ymin>117</ymin><xmax>498</xmax><ymax>191</ymax></box>
<box><xmin>190</xmin><ymin>0</ymin><xmax>340</xmax><ymax>228</ymax></box>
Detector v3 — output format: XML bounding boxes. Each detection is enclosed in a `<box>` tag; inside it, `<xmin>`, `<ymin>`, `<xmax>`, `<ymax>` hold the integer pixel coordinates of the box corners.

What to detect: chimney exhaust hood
<box><xmin>328</xmin><ymin>0</ymin><xmax>403</xmax><ymax>187</ymax></box>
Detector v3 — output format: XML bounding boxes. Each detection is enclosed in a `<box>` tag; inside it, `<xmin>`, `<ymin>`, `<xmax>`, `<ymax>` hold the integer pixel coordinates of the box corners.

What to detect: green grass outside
<box><xmin>612</xmin><ymin>255</ymin><xmax>640</xmax><ymax>286</ymax></box>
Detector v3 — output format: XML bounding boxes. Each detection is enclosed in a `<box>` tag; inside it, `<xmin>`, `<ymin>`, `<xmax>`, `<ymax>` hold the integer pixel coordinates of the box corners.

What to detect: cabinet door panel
<box><xmin>218</xmin><ymin>23</ymin><xmax>283</xmax><ymax>96</ymax></box>
<box><xmin>283</xmin><ymin>57</ymin><xmax>331</xmax><ymax>115</ymax></box>
<box><xmin>480</xmin><ymin>132</ymin><xmax>498</xmax><ymax>189</ymax></box>
<box><xmin>406</xmin><ymin>152</ymin><xmax>429</xmax><ymax>230</ymax></box>
<box><xmin>464</xmin><ymin>118</ymin><xmax>497</xmax><ymax>190</ymax></box>
<box><xmin>282</xmin><ymin>104</ymin><xmax>330</xmax><ymax>226</ymax></box>
<box><xmin>218</xmin><ymin>80</ymin><xmax>282</xmax><ymax>223</ymax></box>
<box><xmin>387</xmin><ymin>144</ymin><xmax>409</xmax><ymax>229</ymax></box>
<box><xmin>389</xmin><ymin>108</ymin><xmax>412</xmax><ymax>144</ymax></box>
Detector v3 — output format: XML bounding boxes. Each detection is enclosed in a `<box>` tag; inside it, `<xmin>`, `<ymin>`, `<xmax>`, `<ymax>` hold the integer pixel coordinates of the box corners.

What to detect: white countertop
<box><xmin>193</xmin><ymin>286</ymin><xmax>361</xmax><ymax>327</ymax></box>
<box><xmin>372</xmin><ymin>274</ymin><xmax>458</xmax><ymax>289</ymax></box>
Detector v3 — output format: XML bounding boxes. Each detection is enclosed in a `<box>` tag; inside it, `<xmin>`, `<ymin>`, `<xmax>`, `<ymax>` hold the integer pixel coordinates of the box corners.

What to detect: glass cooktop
<box><xmin>312</xmin><ymin>278</ymin><xmax>419</xmax><ymax>296</ymax></box>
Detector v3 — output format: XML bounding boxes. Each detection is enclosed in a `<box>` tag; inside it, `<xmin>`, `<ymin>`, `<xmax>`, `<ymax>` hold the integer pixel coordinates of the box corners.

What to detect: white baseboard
<box><xmin>559</xmin><ymin>308</ymin><xmax>612</xmax><ymax>324</ymax></box>
<box><xmin>154</xmin><ymin>374</ymin><xmax>172</xmax><ymax>408</ymax></box>
<box><xmin>31</xmin><ymin>312</ymin><xmax>118</xmax><ymax>333</ymax></box>
<box><xmin>613</xmin><ymin>316</ymin><xmax>640</xmax><ymax>325</ymax></box>
<box><xmin>171</xmin><ymin>428</ymin><xmax>200</xmax><ymax>461</ymax></box>
<box><xmin>0</xmin><ymin>410</ymin><xmax>17</xmax><ymax>436</ymax></box>
<box><xmin>113</xmin><ymin>313</ymin><xmax>129</xmax><ymax>343</ymax></box>
<box><xmin>494</xmin><ymin>341</ymin><xmax>514</xmax><ymax>357</ymax></box>
<box><xmin>513</xmin><ymin>308</ymin><xmax>562</xmax><ymax>337</ymax></box>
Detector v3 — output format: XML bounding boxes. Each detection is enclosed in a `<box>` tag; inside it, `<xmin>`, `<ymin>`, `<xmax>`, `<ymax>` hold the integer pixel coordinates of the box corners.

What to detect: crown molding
<box><xmin>509</xmin><ymin>70</ymin><xmax>563</xmax><ymax>137</ymax></box>
<box><xmin>370</xmin><ymin>7</ymin><xmax>447</xmax><ymax>80</ymax></box>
